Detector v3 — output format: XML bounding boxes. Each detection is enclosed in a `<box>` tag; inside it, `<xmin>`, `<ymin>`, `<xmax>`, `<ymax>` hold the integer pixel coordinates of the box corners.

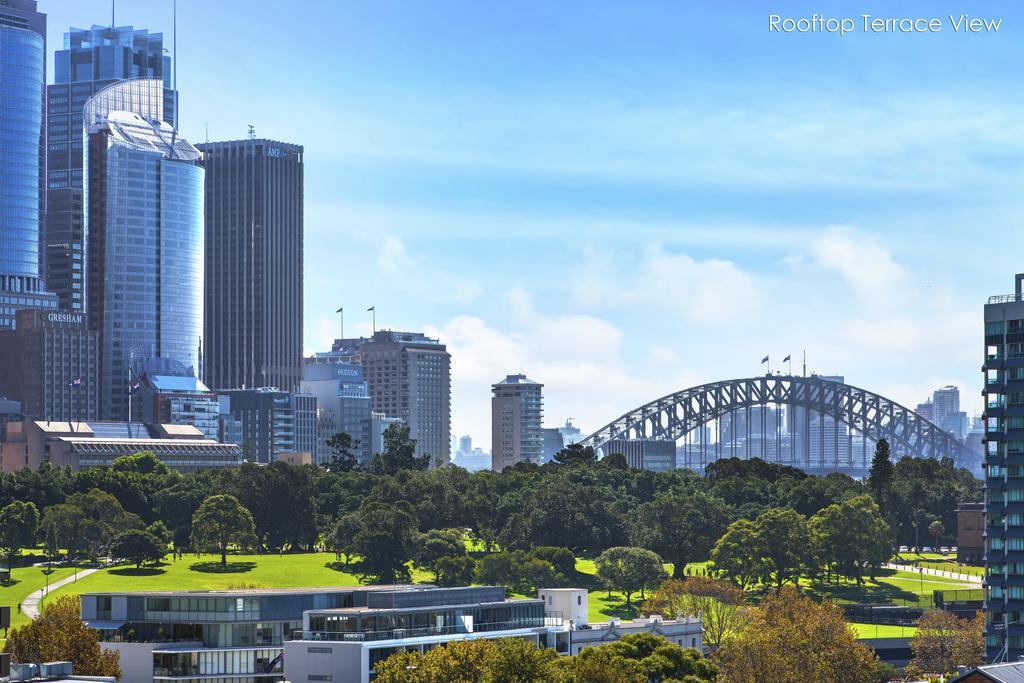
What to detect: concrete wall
<box><xmin>284</xmin><ymin>640</ymin><xmax>368</xmax><ymax>683</ymax></box>
<box><xmin>102</xmin><ymin>642</ymin><xmax>155</xmax><ymax>683</ymax></box>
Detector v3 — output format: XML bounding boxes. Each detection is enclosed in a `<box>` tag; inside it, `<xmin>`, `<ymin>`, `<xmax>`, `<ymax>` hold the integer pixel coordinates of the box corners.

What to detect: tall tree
<box><xmin>552</xmin><ymin>442</ymin><xmax>598</xmax><ymax>466</ymax></box>
<box><xmin>906</xmin><ymin>610</ymin><xmax>984</xmax><ymax>679</ymax></box>
<box><xmin>595</xmin><ymin>546</ymin><xmax>667</xmax><ymax>607</ymax></box>
<box><xmin>189</xmin><ymin>494</ymin><xmax>256</xmax><ymax>566</ymax></box>
<box><xmin>349</xmin><ymin>501</ymin><xmax>419</xmax><ymax>583</ymax></box>
<box><xmin>370</xmin><ymin>423</ymin><xmax>430</xmax><ymax>475</ymax></box>
<box><xmin>324</xmin><ymin>432</ymin><xmax>360</xmax><ymax>472</ymax></box>
<box><xmin>110</xmin><ymin>529</ymin><xmax>166</xmax><ymax>568</ymax></box>
<box><xmin>929</xmin><ymin>519</ymin><xmax>945</xmax><ymax>549</ymax></box>
<box><xmin>716</xmin><ymin>588</ymin><xmax>881</xmax><ymax>683</ymax></box>
<box><xmin>755</xmin><ymin>508</ymin><xmax>812</xmax><ymax>591</ymax></box>
<box><xmin>710</xmin><ymin>519</ymin><xmax>763</xmax><ymax>589</ymax></box>
<box><xmin>810</xmin><ymin>495</ymin><xmax>892</xmax><ymax>584</ymax></box>
<box><xmin>4</xmin><ymin>595</ymin><xmax>121</xmax><ymax>677</ymax></box>
<box><xmin>643</xmin><ymin>576</ymin><xmax>748</xmax><ymax>650</ymax></box>
<box><xmin>867</xmin><ymin>438</ymin><xmax>894</xmax><ymax>510</ymax></box>
<box><xmin>414</xmin><ymin>528</ymin><xmax>466</xmax><ymax>580</ymax></box>
<box><xmin>0</xmin><ymin>501</ymin><xmax>39</xmax><ymax>570</ymax></box>
<box><xmin>572</xmin><ymin>633</ymin><xmax>717</xmax><ymax>682</ymax></box>
<box><xmin>631</xmin><ymin>494</ymin><xmax>730</xmax><ymax>578</ymax></box>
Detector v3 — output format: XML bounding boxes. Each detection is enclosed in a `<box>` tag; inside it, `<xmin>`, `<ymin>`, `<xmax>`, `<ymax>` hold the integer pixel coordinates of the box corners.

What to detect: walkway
<box><xmin>884</xmin><ymin>562</ymin><xmax>982</xmax><ymax>585</ymax></box>
<box><xmin>20</xmin><ymin>567</ymin><xmax>100</xmax><ymax>618</ymax></box>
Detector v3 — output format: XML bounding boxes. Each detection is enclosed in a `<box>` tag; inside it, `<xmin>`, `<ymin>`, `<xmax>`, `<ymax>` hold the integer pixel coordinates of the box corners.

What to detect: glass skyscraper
<box><xmin>47</xmin><ymin>25</ymin><xmax>175</xmax><ymax>316</ymax></box>
<box><xmin>0</xmin><ymin>0</ymin><xmax>57</xmax><ymax>329</ymax></box>
<box><xmin>84</xmin><ymin>79</ymin><xmax>203</xmax><ymax>421</ymax></box>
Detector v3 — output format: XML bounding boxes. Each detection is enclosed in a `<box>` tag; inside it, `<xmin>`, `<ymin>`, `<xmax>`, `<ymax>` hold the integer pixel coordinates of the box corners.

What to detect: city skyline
<box><xmin>39</xmin><ymin>1</ymin><xmax>1024</xmax><ymax>446</ymax></box>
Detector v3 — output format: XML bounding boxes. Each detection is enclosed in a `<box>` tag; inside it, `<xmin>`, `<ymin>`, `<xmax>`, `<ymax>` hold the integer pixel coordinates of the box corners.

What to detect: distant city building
<box><xmin>915</xmin><ymin>399</ymin><xmax>934</xmax><ymax>421</ymax></box>
<box><xmin>982</xmin><ymin>274</ymin><xmax>1024</xmax><ymax>661</ymax></box>
<box><xmin>83</xmin><ymin>79</ymin><xmax>204</xmax><ymax>421</ymax></box>
<box><xmin>605</xmin><ymin>438</ymin><xmax>676</xmax><ymax>472</ymax></box>
<box><xmin>933</xmin><ymin>385</ymin><xmax>968</xmax><ymax>440</ymax></box>
<box><xmin>46</xmin><ymin>25</ymin><xmax>175</xmax><ymax>315</ymax></box>
<box><xmin>541</xmin><ymin>427</ymin><xmax>564</xmax><ymax>462</ymax></box>
<box><xmin>130</xmin><ymin>357</ymin><xmax>219</xmax><ymax>440</ymax></box>
<box><xmin>218</xmin><ymin>388</ymin><xmax>317</xmax><ymax>463</ymax></box>
<box><xmin>367</xmin><ymin>411</ymin><xmax>403</xmax><ymax>462</ymax></box>
<box><xmin>956</xmin><ymin>501</ymin><xmax>984</xmax><ymax>566</ymax></box>
<box><xmin>0</xmin><ymin>420</ymin><xmax>239</xmax><ymax>472</ymax></box>
<box><xmin>0</xmin><ymin>397</ymin><xmax>22</xmax><ymax>441</ymax></box>
<box><xmin>453</xmin><ymin>446</ymin><xmax>491</xmax><ymax>472</ymax></box>
<box><xmin>0</xmin><ymin>0</ymin><xmax>58</xmax><ymax>330</ymax></box>
<box><xmin>198</xmin><ymin>139</ymin><xmax>304</xmax><ymax>393</ymax></box>
<box><xmin>491</xmin><ymin>374</ymin><xmax>544</xmax><ymax>470</ymax></box>
<box><xmin>459</xmin><ymin>434</ymin><xmax>472</xmax><ymax>454</ymax></box>
<box><xmin>333</xmin><ymin>331</ymin><xmax>451</xmax><ymax>464</ymax></box>
<box><xmin>0</xmin><ymin>309</ymin><xmax>98</xmax><ymax>421</ymax></box>
<box><xmin>301</xmin><ymin>358</ymin><xmax>372</xmax><ymax>466</ymax></box>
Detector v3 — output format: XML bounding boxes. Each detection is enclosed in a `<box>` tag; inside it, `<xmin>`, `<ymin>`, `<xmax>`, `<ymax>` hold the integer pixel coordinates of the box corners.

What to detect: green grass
<box><xmin>894</xmin><ymin>553</ymin><xmax>983</xmax><ymax>577</ymax></box>
<box><xmin>0</xmin><ymin>564</ymin><xmax>78</xmax><ymax>640</ymax></box>
<box><xmin>802</xmin><ymin>569</ymin><xmax>974</xmax><ymax>608</ymax></box>
<box><xmin>849</xmin><ymin>622</ymin><xmax>918</xmax><ymax>639</ymax></box>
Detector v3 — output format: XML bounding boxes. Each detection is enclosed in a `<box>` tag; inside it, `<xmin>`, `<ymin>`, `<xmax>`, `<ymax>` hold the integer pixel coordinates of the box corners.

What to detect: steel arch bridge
<box><xmin>579</xmin><ymin>374</ymin><xmax>974</xmax><ymax>476</ymax></box>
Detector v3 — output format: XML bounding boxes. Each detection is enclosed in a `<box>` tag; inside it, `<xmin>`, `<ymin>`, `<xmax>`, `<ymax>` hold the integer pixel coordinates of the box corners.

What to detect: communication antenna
<box><xmin>248</xmin><ymin>124</ymin><xmax>256</xmax><ymax>140</ymax></box>
<box><xmin>173</xmin><ymin>0</ymin><xmax>178</xmax><ymax>129</ymax></box>
<box><xmin>111</xmin><ymin>0</ymin><xmax>115</xmax><ymax>28</ymax></box>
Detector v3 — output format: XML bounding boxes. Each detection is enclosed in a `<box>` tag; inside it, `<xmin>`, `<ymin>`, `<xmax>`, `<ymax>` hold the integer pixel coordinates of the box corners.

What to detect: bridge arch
<box><xmin>579</xmin><ymin>375</ymin><xmax>974</xmax><ymax>475</ymax></box>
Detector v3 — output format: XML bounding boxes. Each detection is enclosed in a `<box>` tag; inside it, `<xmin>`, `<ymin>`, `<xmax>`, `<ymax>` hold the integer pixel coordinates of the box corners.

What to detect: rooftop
<box><xmin>951</xmin><ymin>661</ymin><xmax>1024</xmax><ymax>682</ymax></box>
<box><xmin>81</xmin><ymin>584</ymin><xmax>419</xmax><ymax>598</ymax></box>
<box><xmin>494</xmin><ymin>374</ymin><xmax>543</xmax><ymax>387</ymax></box>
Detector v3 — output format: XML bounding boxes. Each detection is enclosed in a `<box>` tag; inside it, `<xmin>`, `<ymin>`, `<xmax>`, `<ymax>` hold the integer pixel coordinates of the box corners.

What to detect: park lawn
<box><xmin>0</xmin><ymin>565</ymin><xmax>77</xmax><ymax>639</ymax></box>
<box><xmin>47</xmin><ymin>553</ymin><xmax>436</xmax><ymax>602</ymax></box>
<box><xmin>801</xmin><ymin>569</ymin><xmax>974</xmax><ymax>608</ymax></box>
<box><xmin>849</xmin><ymin>622</ymin><xmax>918</xmax><ymax>639</ymax></box>
<box><xmin>894</xmin><ymin>553</ymin><xmax>983</xmax><ymax>577</ymax></box>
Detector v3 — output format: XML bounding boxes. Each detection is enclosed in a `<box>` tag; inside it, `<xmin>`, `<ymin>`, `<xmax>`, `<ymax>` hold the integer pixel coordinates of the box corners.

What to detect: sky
<box><xmin>42</xmin><ymin>0</ymin><xmax>1024</xmax><ymax>449</ymax></box>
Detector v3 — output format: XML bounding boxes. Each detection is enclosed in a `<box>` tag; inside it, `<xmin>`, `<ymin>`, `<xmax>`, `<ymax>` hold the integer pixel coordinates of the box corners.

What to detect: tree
<box><xmin>328</xmin><ymin>512</ymin><xmax>362</xmax><ymax>565</ymax></box>
<box><xmin>324</xmin><ymin>432</ymin><xmax>361</xmax><ymax>472</ymax></box>
<box><xmin>929</xmin><ymin>519</ymin><xmax>945</xmax><ymax>549</ymax></box>
<box><xmin>111</xmin><ymin>451</ymin><xmax>172</xmax><ymax>477</ymax></box>
<box><xmin>349</xmin><ymin>501</ymin><xmax>419</xmax><ymax>583</ymax></box>
<box><xmin>146</xmin><ymin>520</ymin><xmax>173</xmax><ymax>548</ymax></box>
<box><xmin>643</xmin><ymin>576</ymin><xmax>748</xmax><ymax>650</ymax></box>
<box><xmin>906</xmin><ymin>610</ymin><xmax>984</xmax><ymax>678</ymax></box>
<box><xmin>716</xmin><ymin>588</ymin><xmax>880</xmax><ymax>683</ymax></box>
<box><xmin>552</xmin><ymin>442</ymin><xmax>598</xmax><ymax>466</ymax></box>
<box><xmin>370</xmin><ymin>423</ymin><xmax>430</xmax><ymax>475</ymax></box>
<box><xmin>867</xmin><ymin>439</ymin><xmax>893</xmax><ymax>512</ymax></box>
<box><xmin>711</xmin><ymin>519</ymin><xmax>762</xmax><ymax>589</ymax></box>
<box><xmin>631</xmin><ymin>495</ymin><xmax>730</xmax><ymax>579</ymax></box>
<box><xmin>414</xmin><ymin>528</ymin><xmax>466</xmax><ymax>580</ymax></box>
<box><xmin>530</xmin><ymin>546</ymin><xmax>577</xmax><ymax>579</ymax></box>
<box><xmin>189</xmin><ymin>494</ymin><xmax>256</xmax><ymax>566</ymax></box>
<box><xmin>0</xmin><ymin>501</ymin><xmax>39</xmax><ymax>570</ymax></box>
<box><xmin>809</xmin><ymin>495</ymin><xmax>892</xmax><ymax>584</ymax></box>
<box><xmin>40</xmin><ymin>503</ymin><xmax>92</xmax><ymax>561</ymax></box>
<box><xmin>372</xmin><ymin>636</ymin><xmax>560</xmax><ymax>683</ymax></box>
<box><xmin>754</xmin><ymin>508</ymin><xmax>811</xmax><ymax>591</ymax></box>
<box><xmin>435</xmin><ymin>555</ymin><xmax>477</xmax><ymax>587</ymax></box>
<box><xmin>572</xmin><ymin>633</ymin><xmax>717</xmax><ymax>682</ymax></box>
<box><xmin>110</xmin><ymin>529</ymin><xmax>165</xmax><ymax>568</ymax></box>
<box><xmin>4</xmin><ymin>595</ymin><xmax>121</xmax><ymax>677</ymax></box>
<box><xmin>595</xmin><ymin>546</ymin><xmax>667</xmax><ymax>607</ymax></box>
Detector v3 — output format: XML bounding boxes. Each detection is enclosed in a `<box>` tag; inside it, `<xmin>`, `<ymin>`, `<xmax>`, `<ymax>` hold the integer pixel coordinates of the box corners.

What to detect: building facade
<box><xmin>46</xmin><ymin>25</ymin><xmax>174</xmax><ymax>316</ymax></box>
<box><xmin>198</xmin><ymin>139</ymin><xmax>304</xmax><ymax>393</ymax></box>
<box><xmin>982</xmin><ymin>274</ymin><xmax>1024</xmax><ymax>663</ymax></box>
<box><xmin>301</xmin><ymin>359</ymin><xmax>372</xmax><ymax>466</ymax></box>
<box><xmin>604</xmin><ymin>438</ymin><xmax>676</xmax><ymax>472</ymax></box>
<box><xmin>0</xmin><ymin>0</ymin><xmax>58</xmax><ymax>330</ymax></box>
<box><xmin>218</xmin><ymin>388</ymin><xmax>317</xmax><ymax>463</ymax></box>
<box><xmin>491</xmin><ymin>374</ymin><xmax>543</xmax><ymax>470</ymax></box>
<box><xmin>131</xmin><ymin>358</ymin><xmax>219</xmax><ymax>441</ymax></box>
<box><xmin>0</xmin><ymin>420</ymin><xmax>239</xmax><ymax>472</ymax></box>
<box><xmin>333</xmin><ymin>331</ymin><xmax>451</xmax><ymax>464</ymax></box>
<box><xmin>0</xmin><ymin>309</ymin><xmax>98</xmax><ymax>421</ymax></box>
<box><xmin>84</xmin><ymin>80</ymin><xmax>204</xmax><ymax>421</ymax></box>
<box><xmin>957</xmin><ymin>501</ymin><xmax>984</xmax><ymax>566</ymax></box>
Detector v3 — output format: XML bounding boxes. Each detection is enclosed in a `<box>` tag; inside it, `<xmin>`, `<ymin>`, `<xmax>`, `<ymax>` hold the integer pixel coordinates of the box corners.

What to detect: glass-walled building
<box><xmin>0</xmin><ymin>0</ymin><xmax>58</xmax><ymax>330</ymax></box>
<box><xmin>983</xmin><ymin>274</ymin><xmax>1024</xmax><ymax>663</ymax></box>
<box><xmin>47</xmin><ymin>25</ymin><xmax>175</xmax><ymax>315</ymax></box>
<box><xmin>84</xmin><ymin>79</ymin><xmax>203</xmax><ymax>420</ymax></box>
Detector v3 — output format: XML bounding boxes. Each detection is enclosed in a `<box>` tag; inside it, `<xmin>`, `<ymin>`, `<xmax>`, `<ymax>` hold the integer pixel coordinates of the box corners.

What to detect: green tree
<box><xmin>40</xmin><ymin>503</ymin><xmax>92</xmax><ymax>561</ymax></box>
<box><xmin>324</xmin><ymin>432</ymin><xmax>361</xmax><ymax>472</ymax></box>
<box><xmin>552</xmin><ymin>442</ymin><xmax>598</xmax><ymax>466</ymax></box>
<box><xmin>530</xmin><ymin>546</ymin><xmax>576</xmax><ymax>578</ymax></box>
<box><xmin>435</xmin><ymin>555</ymin><xmax>477</xmax><ymax>587</ymax></box>
<box><xmin>189</xmin><ymin>494</ymin><xmax>257</xmax><ymax>566</ymax></box>
<box><xmin>810</xmin><ymin>495</ymin><xmax>892</xmax><ymax>584</ymax></box>
<box><xmin>414</xmin><ymin>528</ymin><xmax>466</xmax><ymax>580</ymax></box>
<box><xmin>595</xmin><ymin>546</ymin><xmax>668</xmax><ymax>607</ymax></box>
<box><xmin>631</xmin><ymin>495</ymin><xmax>730</xmax><ymax>579</ymax></box>
<box><xmin>350</xmin><ymin>501</ymin><xmax>419</xmax><ymax>583</ymax></box>
<box><xmin>0</xmin><ymin>500</ymin><xmax>39</xmax><ymax>570</ymax></box>
<box><xmin>111</xmin><ymin>451</ymin><xmax>172</xmax><ymax>477</ymax></box>
<box><xmin>4</xmin><ymin>595</ymin><xmax>121</xmax><ymax>677</ymax></box>
<box><xmin>370</xmin><ymin>423</ymin><xmax>430</xmax><ymax>475</ymax></box>
<box><xmin>372</xmin><ymin>638</ymin><xmax>560</xmax><ymax>682</ymax></box>
<box><xmin>327</xmin><ymin>512</ymin><xmax>361</xmax><ymax>565</ymax></box>
<box><xmin>572</xmin><ymin>632</ymin><xmax>717</xmax><ymax>682</ymax></box>
<box><xmin>929</xmin><ymin>519</ymin><xmax>945</xmax><ymax>549</ymax></box>
<box><xmin>711</xmin><ymin>519</ymin><xmax>762</xmax><ymax>589</ymax></box>
<box><xmin>643</xmin><ymin>576</ymin><xmax>748</xmax><ymax>651</ymax></box>
<box><xmin>866</xmin><ymin>439</ymin><xmax>893</xmax><ymax>511</ymax></box>
<box><xmin>755</xmin><ymin>508</ymin><xmax>811</xmax><ymax>591</ymax></box>
<box><xmin>109</xmin><ymin>529</ymin><xmax>165</xmax><ymax>568</ymax></box>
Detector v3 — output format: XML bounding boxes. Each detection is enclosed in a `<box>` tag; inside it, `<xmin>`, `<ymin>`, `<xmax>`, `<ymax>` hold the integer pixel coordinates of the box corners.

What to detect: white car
<box><xmin>898</xmin><ymin>545</ymin><xmax>909</xmax><ymax>553</ymax></box>
<box><xmin>951</xmin><ymin>546</ymin><xmax>959</xmax><ymax>553</ymax></box>
<box><xmin>922</xmin><ymin>546</ymin><xmax>933</xmax><ymax>553</ymax></box>
<box><xmin>940</xmin><ymin>546</ymin><xmax>950</xmax><ymax>554</ymax></box>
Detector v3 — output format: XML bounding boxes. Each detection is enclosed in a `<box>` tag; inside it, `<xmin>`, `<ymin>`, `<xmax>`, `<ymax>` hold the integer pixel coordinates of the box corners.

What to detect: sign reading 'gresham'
<box><xmin>42</xmin><ymin>311</ymin><xmax>84</xmax><ymax>326</ymax></box>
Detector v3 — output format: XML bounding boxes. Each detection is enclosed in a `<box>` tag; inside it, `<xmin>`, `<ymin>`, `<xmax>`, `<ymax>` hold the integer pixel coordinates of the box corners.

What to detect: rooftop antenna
<box><xmin>111</xmin><ymin>0</ymin><xmax>115</xmax><ymax>28</ymax></box>
<box><xmin>173</xmin><ymin>0</ymin><xmax>178</xmax><ymax>129</ymax></box>
<box><xmin>248</xmin><ymin>124</ymin><xmax>256</xmax><ymax>140</ymax></box>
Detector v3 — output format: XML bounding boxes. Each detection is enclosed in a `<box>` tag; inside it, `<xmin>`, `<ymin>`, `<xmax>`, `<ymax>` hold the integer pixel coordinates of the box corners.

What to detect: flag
<box><xmin>761</xmin><ymin>355</ymin><xmax>769</xmax><ymax>364</ymax></box>
<box><xmin>129</xmin><ymin>382</ymin><xmax>141</xmax><ymax>394</ymax></box>
<box><xmin>782</xmin><ymin>354</ymin><xmax>791</xmax><ymax>363</ymax></box>
<box><xmin>367</xmin><ymin>306</ymin><xmax>375</xmax><ymax>312</ymax></box>
<box><xmin>68</xmin><ymin>378</ymin><xmax>81</xmax><ymax>387</ymax></box>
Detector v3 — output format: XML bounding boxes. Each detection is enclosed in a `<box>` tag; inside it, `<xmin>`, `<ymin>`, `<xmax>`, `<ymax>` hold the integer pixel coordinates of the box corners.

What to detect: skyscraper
<box><xmin>982</xmin><ymin>274</ymin><xmax>1024</xmax><ymax>662</ymax></box>
<box><xmin>46</xmin><ymin>25</ymin><xmax>175</xmax><ymax>316</ymax></box>
<box><xmin>333</xmin><ymin>331</ymin><xmax>452</xmax><ymax>464</ymax></box>
<box><xmin>933</xmin><ymin>385</ymin><xmax>968</xmax><ymax>440</ymax></box>
<box><xmin>84</xmin><ymin>79</ymin><xmax>204</xmax><ymax>420</ymax></box>
<box><xmin>0</xmin><ymin>0</ymin><xmax>57</xmax><ymax>329</ymax></box>
<box><xmin>197</xmin><ymin>139</ymin><xmax>304</xmax><ymax>393</ymax></box>
<box><xmin>491</xmin><ymin>374</ymin><xmax>544</xmax><ymax>471</ymax></box>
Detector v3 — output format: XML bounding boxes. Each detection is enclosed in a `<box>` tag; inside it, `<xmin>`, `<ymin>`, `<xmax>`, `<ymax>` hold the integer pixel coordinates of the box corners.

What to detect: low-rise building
<box><xmin>0</xmin><ymin>420</ymin><xmax>241</xmax><ymax>472</ymax></box>
<box><xmin>957</xmin><ymin>501</ymin><xmax>984</xmax><ymax>565</ymax></box>
<box><xmin>219</xmin><ymin>388</ymin><xmax>317</xmax><ymax>464</ymax></box>
<box><xmin>605</xmin><ymin>439</ymin><xmax>677</xmax><ymax>471</ymax></box>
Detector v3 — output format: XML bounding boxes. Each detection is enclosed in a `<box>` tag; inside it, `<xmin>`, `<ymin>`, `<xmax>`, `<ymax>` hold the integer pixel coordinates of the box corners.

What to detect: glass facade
<box><xmin>0</xmin><ymin>22</ymin><xmax>55</xmax><ymax>329</ymax></box>
<box><xmin>153</xmin><ymin>649</ymin><xmax>283</xmax><ymax>679</ymax></box>
<box><xmin>85</xmin><ymin>81</ymin><xmax>203</xmax><ymax>420</ymax></box>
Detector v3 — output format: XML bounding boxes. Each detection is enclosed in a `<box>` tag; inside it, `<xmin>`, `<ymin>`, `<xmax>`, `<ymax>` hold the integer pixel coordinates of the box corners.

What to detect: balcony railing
<box><xmin>294</xmin><ymin>617</ymin><xmax>561</xmax><ymax>643</ymax></box>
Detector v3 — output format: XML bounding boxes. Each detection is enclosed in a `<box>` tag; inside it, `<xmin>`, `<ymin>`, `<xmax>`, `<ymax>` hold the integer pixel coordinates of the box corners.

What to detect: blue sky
<box><xmin>44</xmin><ymin>1</ymin><xmax>1024</xmax><ymax>447</ymax></box>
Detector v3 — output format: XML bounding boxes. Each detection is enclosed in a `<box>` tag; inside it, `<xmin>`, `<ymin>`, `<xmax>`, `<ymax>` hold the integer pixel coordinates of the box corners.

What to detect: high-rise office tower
<box><xmin>84</xmin><ymin>79</ymin><xmax>204</xmax><ymax>420</ymax></box>
<box><xmin>197</xmin><ymin>139</ymin><xmax>304</xmax><ymax>393</ymax></box>
<box><xmin>933</xmin><ymin>385</ymin><xmax>968</xmax><ymax>440</ymax></box>
<box><xmin>46</xmin><ymin>25</ymin><xmax>175</xmax><ymax>316</ymax></box>
<box><xmin>491</xmin><ymin>374</ymin><xmax>544</xmax><ymax>471</ymax></box>
<box><xmin>983</xmin><ymin>274</ymin><xmax>1024</xmax><ymax>662</ymax></box>
<box><xmin>0</xmin><ymin>0</ymin><xmax>57</xmax><ymax>329</ymax></box>
<box><xmin>333</xmin><ymin>331</ymin><xmax>452</xmax><ymax>464</ymax></box>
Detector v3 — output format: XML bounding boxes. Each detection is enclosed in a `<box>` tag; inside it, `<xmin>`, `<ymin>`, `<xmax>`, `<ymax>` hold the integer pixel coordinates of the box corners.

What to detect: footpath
<box><xmin>883</xmin><ymin>562</ymin><xmax>982</xmax><ymax>585</ymax></box>
<box><xmin>20</xmin><ymin>568</ymin><xmax>100</xmax><ymax>618</ymax></box>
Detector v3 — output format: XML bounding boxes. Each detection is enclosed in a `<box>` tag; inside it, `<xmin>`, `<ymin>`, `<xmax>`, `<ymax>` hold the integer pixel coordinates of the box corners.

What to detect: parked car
<box><xmin>898</xmin><ymin>545</ymin><xmax>909</xmax><ymax>553</ymax></box>
<box><xmin>940</xmin><ymin>546</ymin><xmax>950</xmax><ymax>554</ymax></box>
<box><xmin>922</xmin><ymin>546</ymin><xmax>933</xmax><ymax>553</ymax></box>
<box><xmin>952</xmin><ymin>546</ymin><xmax>959</xmax><ymax>553</ymax></box>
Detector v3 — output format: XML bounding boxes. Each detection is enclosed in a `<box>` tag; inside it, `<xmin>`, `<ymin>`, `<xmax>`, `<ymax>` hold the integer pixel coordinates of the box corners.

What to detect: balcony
<box><xmin>294</xmin><ymin>616</ymin><xmax>561</xmax><ymax>643</ymax></box>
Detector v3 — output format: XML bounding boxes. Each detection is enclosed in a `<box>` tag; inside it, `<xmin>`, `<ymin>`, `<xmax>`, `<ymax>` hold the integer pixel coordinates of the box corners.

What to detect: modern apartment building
<box><xmin>983</xmin><ymin>274</ymin><xmax>1024</xmax><ymax>662</ymax></box>
<box><xmin>218</xmin><ymin>388</ymin><xmax>317</xmax><ymax>463</ymax></box>
<box><xmin>0</xmin><ymin>309</ymin><xmax>98</xmax><ymax>421</ymax></box>
<box><xmin>198</xmin><ymin>139</ymin><xmax>304</xmax><ymax>393</ymax></box>
<box><xmin>0</xmin><ymin>0</ymin><xmax>58</xmax><ymax>330</ymax></box>
<box><xmin>84</xmin><ymin>79</ymin><xmax>204</xmax><ymax>421</ymax></box>
<box><xmin>491</xmin><ymin>374</ymin><xmax>543</xmax><ymax>470</ymax></box>
<box><xmin>131</xmin><ymin>357</ymin><xmax>220</xmax><ymax>441</ymax></box>
<box><xmin>333</xmin><ymin>331</ymin><xmax>451</xmax><ymax>464</ymax></box>
<box><xmin>301</xmin><ymin>359</ymin><xmax>372</xmax><ymax>466</ymax></box>
<box><xmin>46</xmin><ymin>25</ymin><xmax>175</xmax><ymax>315</ymax></box>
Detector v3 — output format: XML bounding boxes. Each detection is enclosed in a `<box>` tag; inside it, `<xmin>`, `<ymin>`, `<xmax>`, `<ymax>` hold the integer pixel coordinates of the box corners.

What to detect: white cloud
<box><xmin>802</xmin><ymin>226</ymin><xmax>907</xmax><ymax>300</ymax></box>
<box><xmin>377</xmin><ymin>236</ymin><xmax>409</xmax><ymax>276</ymax></box>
